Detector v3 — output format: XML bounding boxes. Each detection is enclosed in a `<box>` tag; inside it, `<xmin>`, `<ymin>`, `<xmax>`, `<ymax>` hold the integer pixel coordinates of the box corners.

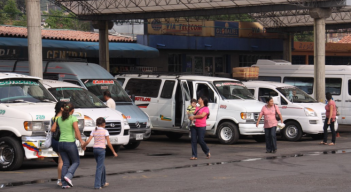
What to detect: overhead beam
<box><xmin>266</xmin><ymin>22</ymin><xmax>351</xmax><ymax>33</ymax></box>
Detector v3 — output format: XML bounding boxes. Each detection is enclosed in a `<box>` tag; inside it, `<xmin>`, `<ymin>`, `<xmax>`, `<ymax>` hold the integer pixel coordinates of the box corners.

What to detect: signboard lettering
<box><xmin>215</xmin><ymin>21</ymin><xmax>239</xmax><ymax>37</ymax></box>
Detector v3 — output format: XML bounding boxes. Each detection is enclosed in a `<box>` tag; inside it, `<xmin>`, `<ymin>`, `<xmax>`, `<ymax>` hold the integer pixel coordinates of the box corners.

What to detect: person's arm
<box><xmin>276</xmin><ymin>105</ymin><xmax>283</xmax><ymax>123</ymax></box>
<box><xmin>328</xmin><ymin>105</ymin><xmax>333</xmax><ymax>124</ymax></box>
<box><xmin>73</xmin><ymin>121</ymin><xmax>85</xmax><ymax>146</ymax></box>
<box><xmin>106</xmin><ymin>136</ymin><xmax>118</xmax><ymax>157</ymax></box>
<box><xmin>256</xmin><ymin>114</ymin><xmax>263</xmax><ymax>127</ymax></box>
<box><xmin>81</xmin><ymin>135</ymin><xmax>93</xmax><ymax>150</ymax></box>
<box><xmin>51</xmin><ymin>121</ymin><xmax>57</xmax><ymax>132</ymax></box>
<box><xmin>193</xmin><ymin>112</ymin><xmax>207</xmax><ymax>119</ymax></box>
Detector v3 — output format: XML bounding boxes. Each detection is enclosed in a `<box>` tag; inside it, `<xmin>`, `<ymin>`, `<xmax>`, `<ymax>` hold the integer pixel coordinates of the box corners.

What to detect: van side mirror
<box><xmin>131</xmin><ymin>94</ymin><xmax>135</xmax><ymax>103</ymax></box>
<box><xmin>272</xmin><ymin>96</ymin><xmax>280</xmax><ymax>105</ymax></box>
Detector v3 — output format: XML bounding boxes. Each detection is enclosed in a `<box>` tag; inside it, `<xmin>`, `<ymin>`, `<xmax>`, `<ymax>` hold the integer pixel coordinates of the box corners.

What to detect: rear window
<box><xmin>160</xmin><ymin>80</ymin><xmax>176</xmax><ymax>99</ymax></box>
<box><xmin>125</xmin><ymin>79</ymin><xmax>162</xmax><ymax>98</ymax></box>
<box><xmin>326</xmin><ymin>78</ymin><xmax>342</xmax><ymax>95</ymax></box>
<box><xmin>258</xmin><ymin>76</ymin><xmax>281</xmax><ymax>82</ymax></box>
<box><xmin>283</xmin><ymin>77</ymin><xmax>314</xmax><ymax>94</ymax></box>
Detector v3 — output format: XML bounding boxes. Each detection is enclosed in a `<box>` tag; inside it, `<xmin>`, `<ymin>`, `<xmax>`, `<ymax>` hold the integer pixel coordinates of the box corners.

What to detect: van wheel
<box><xmin>282</xmin><ymin>121</ymin><xmax>302</xmax><ymax>141</ymax></box>
<box><xmin>217</xmin><ymin>122</ymin><xmax>239</xmax><ymax>144</ymax></box>
<box><xmin>252</xmin><ymin>135</ymin><xmax>266</xmax><ymax>143</ymax></box>
<box><xmin>311</xmin><ymin>134</ymin><xmax>324</xmax><ymax>140</ymax></box>
<box><xmin>123</xmin><ymin>141</ymin><xmax>141</xmax><ymax>150</ymax></box>
<box><xmin>0</xmin><ymin>137</ymin><xmax>24</xmax><ymax>171</ymax></box>
<box><xmin>166</xmin><ymin>133</ymin><xmax>183</xmax><ymax>140</ymax></box>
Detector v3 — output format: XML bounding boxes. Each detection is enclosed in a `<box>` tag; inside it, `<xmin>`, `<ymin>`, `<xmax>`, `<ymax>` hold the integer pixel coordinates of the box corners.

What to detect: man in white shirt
<box><xmin>104</xmin><ymin>90</ymin><xmax>116</xmax><ymax>110</ymax></box>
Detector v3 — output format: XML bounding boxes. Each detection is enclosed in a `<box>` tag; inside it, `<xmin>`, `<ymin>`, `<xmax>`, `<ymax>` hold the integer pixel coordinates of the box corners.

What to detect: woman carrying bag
<box><xmin>321</xmin><ymin>92</ymin><xmax>337</xmax><ymax>145</ymax></box>
<box><xmin>256</xmin><ymin>97</ymin><xmax>283</xmax><ymax>153</ymax></box>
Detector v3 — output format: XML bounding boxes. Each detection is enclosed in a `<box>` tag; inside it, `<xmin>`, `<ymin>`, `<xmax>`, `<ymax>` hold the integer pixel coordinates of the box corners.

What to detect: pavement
<box><xmin>1</xmin><ymin>125</ymin><xmax>351</xmax><ymax>192</ymax></box>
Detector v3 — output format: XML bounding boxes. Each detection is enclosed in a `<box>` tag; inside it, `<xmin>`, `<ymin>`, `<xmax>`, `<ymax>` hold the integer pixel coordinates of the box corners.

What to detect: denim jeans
<box><xmin>58</xmin><ymin>142</ymin><xmax>80</xmax><ymax>187</ymax></box>
<box><xmin>264</xmin><ymin>127</ymin><xmax>277</xmax><ymax>152</ymax></box>
<box><xmin>323</xmin><ymin>118</ymin><xmax>336</xmax><ymax>143</ymax></box>
<box><xmin>93</xmin><ymin>148</ymin><xmax>106</xmax><ymax>189</ymax></box>
<box><xmin>190</xmin><ymin>126</ymin><xmax>209</xmax><ymax>158</ymax></box>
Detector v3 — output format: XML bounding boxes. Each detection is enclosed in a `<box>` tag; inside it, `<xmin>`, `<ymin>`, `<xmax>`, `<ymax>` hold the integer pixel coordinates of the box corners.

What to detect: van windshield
<box><xmin>214</xmin><ymin>81</ymin><xmax>254</xmax><ymax>100</ymax></box>
<box><xmin>81</xmin><ymin>79</ymin><xmax>131</xmax><ymax>103</ymax></box>
<box><xmin>48</xmin><ymin>87</ymin><xmax>107</xmax><ymax>108</ymax></box>
<box><xmin>0</xmin><ymin>79</ymin><xmax>56</xmax><ymax>103</ymax></box>
<box><xmin>276</xmin><ymin>86</ymin><xmax>317</xmax><ymax>103</ymax></box>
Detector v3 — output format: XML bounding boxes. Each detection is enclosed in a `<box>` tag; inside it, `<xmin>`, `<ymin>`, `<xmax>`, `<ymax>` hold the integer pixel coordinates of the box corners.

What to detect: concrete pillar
<box><xmin>26</xmin><ymin>0</ymin><xmax>42</xmax><ymax>78</ymax></box>
<box><xmin>92</xmin><ymin>21</ymin><xmax>113</xmax><ymax>72</ymax></box>
<box><xmin>310</xmin><ymin>8</ymin><xmax>331</xmax><ymax>103</ymax></box>
<box><xmin>283</xmin><ymin>33</ymin><xmax>293</xmax><ymax>62</ymax></box>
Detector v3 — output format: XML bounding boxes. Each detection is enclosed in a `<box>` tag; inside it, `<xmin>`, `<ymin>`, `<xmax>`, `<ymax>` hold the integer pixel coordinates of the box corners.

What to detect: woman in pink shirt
<box><xmin>256</xmin><ymin>97</ymin><xmax>283</xmax><ymax>153</ymax></box>
<box><xmin>321</xmin><ymin>92</ymin><xmax>337</xmax><ymax>145</ymax></box>
<box><xmin>189</xmin><ymin>96</ymin><xmax>210</xmax><ymax>160</ymax></box>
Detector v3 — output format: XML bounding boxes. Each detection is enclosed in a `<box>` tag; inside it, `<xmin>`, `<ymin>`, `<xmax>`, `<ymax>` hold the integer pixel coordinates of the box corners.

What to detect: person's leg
<box><xmin>197</xmin><ymin>127</ymin><xmax>209</xmax><ymax>155</ymax></box>
<box><xmin>57</xmin><ymin>153</ymin><xmax>63</xmax><ymax>185</ymax></box>
<box><xmin>101</xmin><ymin>165</ymin><xmax>106</xmax><ymax>187</ymax></box>
<box><xmin>63</xmin><ymin>142</ymin><xmax>80</xmax><ymax>181</ymax></box>
<box><xmin>323</xmin><ymin>119</ymin><xmax>329</xmax><ymax>143</ymax></box>
<box><xmin>330</xmin><ymin>121</ymin><xmax>336</xmax><ymax>143</ymax></box>
<box><xmin>190</xmin><ymin>127</ymin><xmax>198</xmax><ymax>158</ymax></box>
<box><xmin>94</xmin><ymin>148</ymin><xmax>105</xmax><ymax>188</ymax></box>
<box><xmin>271</xmin><ymin>127</ymin><xmax>277</xmax><ymax>151</ymax></box>
<box><xmin>264</xmin><ymin>128</ymin><xmax>271</xmax><ymax>152</ymax></box>
<box><xmin>59</xmin><ymin>143</ymin><xmax>69</xmax><ymax>187</ymax></box>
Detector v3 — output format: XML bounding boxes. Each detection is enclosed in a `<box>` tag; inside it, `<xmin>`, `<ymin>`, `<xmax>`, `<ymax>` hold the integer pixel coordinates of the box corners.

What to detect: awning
<box><xmin>0</xmin><ymin>37</ymin><xmax>159</xmax><ymax>59</ymax></box>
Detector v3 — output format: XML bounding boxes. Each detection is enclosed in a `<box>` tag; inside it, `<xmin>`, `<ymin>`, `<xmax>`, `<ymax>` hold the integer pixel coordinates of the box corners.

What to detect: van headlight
<box><xmin>304</xmin><ymin>108</ymin><xmax>317</xmax><ymax>117</ymax></box>
<box><xmin>24</xmin><ymin>121</ymin><xmax>45</xmax><ymax>132</ymax></box>
<box><xmin>240</xmin><ymin>112</ymin><xmax>255</xmax><ymax>120</ymax></box>
<box><xmin>122</xmin><ymin>114</ymin><xmax>129</xmax><ymax>126</ymax></box>
<box><xmin>84</xmin><ymin>115</ymin><xmax>95</xmax><ymax>127</ymax></box>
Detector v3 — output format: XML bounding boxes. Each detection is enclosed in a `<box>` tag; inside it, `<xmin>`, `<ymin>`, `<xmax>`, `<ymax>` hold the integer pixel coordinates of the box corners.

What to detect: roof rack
<box><xmin>115</xmin><ymin>71</ymin><xmax>204</xmax><ymax>78</ymax></box>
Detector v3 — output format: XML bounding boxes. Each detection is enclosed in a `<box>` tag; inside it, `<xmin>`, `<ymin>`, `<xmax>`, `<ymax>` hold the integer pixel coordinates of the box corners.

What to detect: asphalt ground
<box><xmin>1</xmin><ymin>125</ymin><xmax>351</xmax><ymax>192</ymax></box>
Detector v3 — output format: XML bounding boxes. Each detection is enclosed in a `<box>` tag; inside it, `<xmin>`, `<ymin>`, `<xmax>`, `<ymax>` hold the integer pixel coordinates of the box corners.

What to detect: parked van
<box><xmin>0</xmin><ymin>60</ymin><xmax>151</xmax><ymax>149</ymax></box>
<box><xmin>116</xmin><ymin>74</ymin><xmax>265</xmax><ymax>144</ymax></box>
<box><xmin>42</xmin><ymin>80</ymin><xmax>130</xmax><ymax>151</ymax></box>
<box><xmin>244</xmin><ymin>81</ymin><xmax>338</xmax><ymax>141</ymax></box>
<box><xmin>253</xmin><ymin>59</ymin><xmax>350</xmax><ymax>125</ymax></box>
<box><xmin>0</xmin><ymin>73</ymin><xmax>84</xmax><ymax>171</ymax></box>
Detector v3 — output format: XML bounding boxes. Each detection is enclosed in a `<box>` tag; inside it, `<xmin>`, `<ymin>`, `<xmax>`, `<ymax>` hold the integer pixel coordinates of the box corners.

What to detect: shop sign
<box><xmin>46</xmin><ymin>50</ymin><xmax>87</xmax><ymax>59</ymax></box>
<box><xmin>214</xmin><ymin>21</ymin><xmax>239</xmax><ymax>37</ymax></box>
<box><xmin>239</xmin><ymin>22</ymin><xmax>281</xmax><ymax>39</ymax></box>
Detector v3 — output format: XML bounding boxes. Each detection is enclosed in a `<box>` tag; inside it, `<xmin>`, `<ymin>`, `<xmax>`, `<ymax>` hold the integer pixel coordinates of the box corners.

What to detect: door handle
<box><xmin>345</xmin><ymin>100</ymin><xmax>351</xmax><ymax>102</ymax></box>
<box><xmin>335</xmin><ymin>99</ymin><xmax>341</xmax><ymax>102</ymax></box>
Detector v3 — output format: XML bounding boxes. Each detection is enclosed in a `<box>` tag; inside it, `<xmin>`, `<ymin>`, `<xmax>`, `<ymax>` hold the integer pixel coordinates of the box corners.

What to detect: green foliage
<box><xmin>209</xmin><ymin>14</ymin><xmax>255</xmax><ymax>22</ymax></box>
<box><xmin>43</xmin><ymin>9</ymin><xmax>90</xmax><ymax>31</ymax></box>
<box><xmin>3</xmin><ymin>0</ymin><xmax>21</xmax><ymax>20</ymax></box>
<box><xmin>294</xmin><ymin>31</ymin><xmax>314</xmax><ymax>42</ymax></box>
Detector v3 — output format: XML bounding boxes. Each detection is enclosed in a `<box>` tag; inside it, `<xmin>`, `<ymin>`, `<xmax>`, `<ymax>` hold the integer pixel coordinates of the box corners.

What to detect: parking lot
<box><xmin>1</xmin><ymin>125</ymin><xmax>351</xmax><ymax>192</ymax></box>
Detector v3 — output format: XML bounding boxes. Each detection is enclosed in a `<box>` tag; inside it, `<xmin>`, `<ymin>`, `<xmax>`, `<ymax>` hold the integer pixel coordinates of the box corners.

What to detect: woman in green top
<box><xmin>51</xmin><ymin>103</ymin><xmax>85</xmax><ymax>189</ymax></box>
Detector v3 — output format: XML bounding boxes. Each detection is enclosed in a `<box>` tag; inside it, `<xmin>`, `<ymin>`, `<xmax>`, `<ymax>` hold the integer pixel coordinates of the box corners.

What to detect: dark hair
<box><xmin>104</xmin><ymin>90</ymin><xmax>111</xmax><ymax>98</ymax></box>
<box><xmin>54</xmin><ymin>101</ymin><xmax>64</xmax><ymax>118</ymax></box>
<box><xmin>191</xmin><ymin>99</ymin><xmax>197</xmax><ymax>104</ymax></box>
<box><xmin>199</xmin><ymin>96</ymin><xmax>210</xmax><ymax>119</ymax></box>
<box><xmin>95</xmin><ymin>117</ymin><xmax>106</xmax><ymax>131</ymax></box>
<box><xmin>326</xmin><ymin>92</ymin><xmax>332</xmax><ymax>101</ymax></box>
<box><xmin>266</xmin><ymin>97</ymin><xmax>273</xmax><ymax>104</ymax></box>
<box><xmin>62</xmin><ymin>103</ymin><xmax>74</xmax><ymax>121</ymax></box>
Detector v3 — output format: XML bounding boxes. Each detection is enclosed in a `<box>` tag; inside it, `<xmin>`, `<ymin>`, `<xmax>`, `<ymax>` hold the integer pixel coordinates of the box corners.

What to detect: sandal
<box><xmin>328</xmin><ymin>142</ymin><xmax>335</xmax><ymax>146</ymax></box>
<box><xmin>206</xmin><ymin>153</ymin><xmax>211</xmax><ymax>159</ymax></box>
<box><xmin>190</xmin><ymin>157</ymin><xmax>197</xmax><ymax>160</ymax></box>
<box><xmin>320</xmin><ymin>142</ymin><xmax>327</xmax><ymax>145</ymax></box>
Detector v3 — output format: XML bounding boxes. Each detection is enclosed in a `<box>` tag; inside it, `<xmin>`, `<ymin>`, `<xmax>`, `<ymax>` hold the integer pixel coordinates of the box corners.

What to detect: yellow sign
<box><xmin>46</xmin><ymin>50</ymin><xmax>87</xmax><ymax>59</ymax></box>
<box><xmin>239</xmin><ymin>22</ymin><xmax>282</xmax><ymax>38</ymax></box>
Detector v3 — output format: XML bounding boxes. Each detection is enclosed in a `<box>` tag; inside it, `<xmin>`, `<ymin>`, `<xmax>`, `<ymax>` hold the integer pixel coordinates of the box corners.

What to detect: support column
<box><xmin>26</xmin><ymin>0</ymin><xmax>42</xmax><ymax>78</ymax></box>
<box><xmin>92</xmin><ymin>21</ymin><xmax>113</xmax><ymax>72</ymax></box>
<box><xmin>310</xmin><ymin>8</ymin><xmax>331</xmax><ymax>103</ymax></box>
<box><xmin>283</xmin><ymin>33</ymin><xmax>292</xmax><ymax>62</ymax></box>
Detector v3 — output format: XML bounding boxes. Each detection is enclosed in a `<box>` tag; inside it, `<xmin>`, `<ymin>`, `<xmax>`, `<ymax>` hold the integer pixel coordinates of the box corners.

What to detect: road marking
<box><xmin>123</xmin><ymin>174</ymin><xmax>167</xmax><ymax>180</ymax></box>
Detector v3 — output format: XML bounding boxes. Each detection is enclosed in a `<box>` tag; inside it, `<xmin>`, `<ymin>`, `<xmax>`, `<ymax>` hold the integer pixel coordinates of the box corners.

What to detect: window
<box><xmin>258</xmin><ymin>76</ymin><xmax>281</xmax><ymax>82</ymax></box>
<box><xmin>284</xmin><ymin>77</ymin><xmax>314</xmax><ymax>94</ymax></box>
<box><xmin>168</xmin><ymin>54</ymin><xmax>182</xmax><ymax>72</ymax></box>
<box><xmin>187</xmin><ymin>80</ymin><xmax>194</xmax><ymax>98</ymax></box>
<box><xmin>239</xmin><ymin>55</ymin><xmax>271</xmax><ymax>67</ymax></box>
<box><xmin>182</xmin><ymin>82</ymin><xmax>191</xmax><ymax>101</ymax></box>
<box><xmin>63</xmin><ymin>80</ymin><xmax>81</xmax><ymax>86</ymax></box>
<box><xmin>258</xmin><ymin>88</ymin><xmax>278</xmax><ymax>103</ymax></box>
<box><xmin>215</xmin><ymin>57</ymin><xmax>224</xmax><ymax>73</ymax></box>
<box><xmin>125</xmin><ymin>79</ymin><xmax>161</xmax><ymax>98</ymax></box>
<box><xmin>292</xmin><ymin>55</ymin><xmax>306</xmax><ymax>65</ymax></box>
<box><xmin>43</xmin><ymin>73</ymin><xmax>59</xmax><ymax>80</ymax></box>
<box><xmin>281</xmin><ymin>97</ymin><xmax>288</xmax><ymax>105</ymax></box>
<box><xmin>349</xmin><ymin>80</ymin><xmax>351</xmax><ymax>95</ymax></box>
<box><xmin>116</xmin><ymin>78</ymin><xmax>125</xmax><ymax>86</ymax></box>
<box><xmin>326</xmin><ymin>78</ymin><xmax>342</xmax><ymax>95</ymax></box>
<box><xmin>160</xmin><ymin>80</ymin><xmax>176</xmax><ymax>99</ymax></box>
<box><xmin>196</xmin><ymin>83</ymin><xmax>215</xmax><ymax>103</ymax></box>
<box><xmin>248</xmin><ymin>89</ymin><xmax>255</xmax><ymax>95</ymax></box>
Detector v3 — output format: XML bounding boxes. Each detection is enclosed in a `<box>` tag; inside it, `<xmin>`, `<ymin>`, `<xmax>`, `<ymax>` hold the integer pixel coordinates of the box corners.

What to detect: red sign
<box><xmin>92</xmin><ymin>80</ymin><xmax>114</xmax><ymax>84</ymax></box>
<box><xmin>220</xmin><ymin>105</ymin><xmax>227</xmax><ymax>109</ymax></box>
<box><xmin>135</xmin><ymin>97</ymin><xmax>151</xmax><ymax>102</ymax></box>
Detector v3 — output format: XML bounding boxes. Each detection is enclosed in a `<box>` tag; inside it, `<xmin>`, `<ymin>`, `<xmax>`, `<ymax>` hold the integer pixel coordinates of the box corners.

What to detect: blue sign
<box><xmin>215</xmin><ymin>21</ymin><xmax>239</xmax><ymax>37</ymax></box>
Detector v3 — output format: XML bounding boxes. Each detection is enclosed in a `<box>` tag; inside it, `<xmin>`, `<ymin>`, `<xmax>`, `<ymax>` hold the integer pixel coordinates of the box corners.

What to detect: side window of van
<box><xmin>248</xmin><ymin>89</ymin><xmax>255</xmax><ymax>95</ymax></box>
<box><xmin>182</xmin><ymin>82</ymin><xmax>191</xmax><ymax>101</ymax></box>
<box><xmin>349</xmin><ymin>80</ymin><xmax>351</xmax><ymax>95</ymax></box>
<box><xmin>117</xmin><ymin>78</ymin><xmax>125</xmax><ymax>86</ymax></box>
<box><xmin>125</xmin><ymin>79</ymin><xmax>161</xmax><ymax>98</ymax></box>
<box><xmin>258</xmin><ymin>88</ymin><xmax>278</xmax><ymax>103</ymax></box>
<box><xmin>196</xmin><ymin>83</ymin><xmax>215</xmax><ymax>103</ymax></box>
<box><xmin>326</xmin><ymin>78</ymin><xmax>342</xmax><ymax>95</ymax></box>
<box><xmin>160</xmin><ymin>80</ymin><xmax>176</xmax><ymax>99</ymax></box>
<box><xmin>284</xmin><ymin>77</ymin><xmax>314</xmax><ymax>94</ymax></box>
<box><xmin>258</xmin><ymin>76</ymin><xmax>281</xmax><ymax>82</ymax></box>
<box><xmin>281</xmin><ymin>97</ymin><xmax>288</xmax><ymax>105</ymax></box>
<box><xmin>63</xmin><ymin>80</ymin><xmax>81</xmax><ymax>86</ymax></box>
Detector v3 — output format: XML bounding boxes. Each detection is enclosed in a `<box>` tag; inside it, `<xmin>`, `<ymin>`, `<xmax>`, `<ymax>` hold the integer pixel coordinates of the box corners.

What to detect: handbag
<box><xmin>52</xmin><ymin>118</ymin><xmax>61</xmax><ymax>141</ymax></box>
<box><xmin>274</xmin><ymin>105</ymin><xmax>281</xmax><ymax>121</ymax></box>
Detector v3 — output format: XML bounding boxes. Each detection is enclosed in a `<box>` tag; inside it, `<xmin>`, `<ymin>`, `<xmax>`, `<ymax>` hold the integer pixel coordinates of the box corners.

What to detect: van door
<box><xmin>180</xmin><ymin>80</ymin><xmax>191</xmax><ymax>129</ymax></box>
<box><xmin>326</xmin><ymin>78</ymin><xmax>343</xmax><ymax>123</ymax></box>
<box><xmin>156</xmin><ymin>80</ymin><xmax>177</xmax><ymax>128</ymax></box>
<box><xmin>342</xmin><ymin>77</ymin><xmax>351</xmax><ymax>124</ymax></box>
<box><xmin>193</xmin><ymin>81</ymin><xmax>219</xmax><ymax>130</ymax></box>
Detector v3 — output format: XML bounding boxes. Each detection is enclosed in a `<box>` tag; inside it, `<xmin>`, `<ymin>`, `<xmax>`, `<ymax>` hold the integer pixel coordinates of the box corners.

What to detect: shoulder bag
<box><xmin>52</xmin><ymin>118</ymin><xmax>61</xmax><ymax>141</ymax></box>
<box><xmin>274</xmin><ymin>105</ymin><xmax>281</xmax><ymax>121</ymax></box>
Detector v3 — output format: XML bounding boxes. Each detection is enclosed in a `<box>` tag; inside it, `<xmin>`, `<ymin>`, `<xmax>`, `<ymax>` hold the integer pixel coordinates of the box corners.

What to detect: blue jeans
<box><xmin>190</xmin><ymin>126</ymin><xmax>209</xmax><ymax>158</ymax></box>
<box><xmin>93</xmin><ymin>148</ymin><xmax>106</xmax><ymax>189</ymax></box>
<box><xmin>323</xmin><ymin>118</ymin><xmax>336</xmax><ymax>143</ymax></box>
<box><xmin>59</xmin><ymin>142</ymin><xmax>80</xmax><ymax>187</ymax></box>
<box><xmin>264</xmin><ymin>127</ymin><xmax>277</xmax><ymax>152</ymax></box>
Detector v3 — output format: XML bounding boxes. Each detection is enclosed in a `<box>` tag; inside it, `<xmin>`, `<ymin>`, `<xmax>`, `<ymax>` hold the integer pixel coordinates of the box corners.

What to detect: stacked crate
<box><xmin>232</xmin><ymin>66</ymin><xmax>259</xmax><ymax>80</ymax></box>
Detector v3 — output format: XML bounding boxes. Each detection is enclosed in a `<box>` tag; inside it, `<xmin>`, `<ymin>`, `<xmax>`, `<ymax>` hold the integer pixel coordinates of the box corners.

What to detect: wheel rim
<box><xmin>0</xmin><ymin>144</ymin><xmax>14</xmax><ymax>166</ymax></box>
<box><xmin>220</xmin><ymin>127</ymin><xmax>233</xmax><ymax>141</ymax></box>
<box><xmin>285</xmin><ymin>125</ymin><xmax>298</xmax><ymax>139</ymax></box>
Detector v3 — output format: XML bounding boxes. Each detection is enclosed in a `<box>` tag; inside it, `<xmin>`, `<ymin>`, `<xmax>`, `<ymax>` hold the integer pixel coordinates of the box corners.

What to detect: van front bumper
<box><xmin>238</xmin><ymin>123</ymin><xmax>265</xmax><ymax>135</ymax></box>
<box><xmin>300</xmin><ymin>118</ymin><xmax>339</xmax><ymax>134</ymax></box>
<box><xmin>129</xmin><ymin>128</ymin><xmax>152</xmax><ymax>141</ymax></box>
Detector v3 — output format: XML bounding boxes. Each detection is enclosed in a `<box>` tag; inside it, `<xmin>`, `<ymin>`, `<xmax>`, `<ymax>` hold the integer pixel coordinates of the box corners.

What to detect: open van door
<box><xmin>342</xmin><ymin>77</ymin><xmax>351</xmax><ymax>124</ymax></box>
<box><xmin>180</xmin><ymin>80</ymin><xmax>191</xmax><ymax>129</ymax></box>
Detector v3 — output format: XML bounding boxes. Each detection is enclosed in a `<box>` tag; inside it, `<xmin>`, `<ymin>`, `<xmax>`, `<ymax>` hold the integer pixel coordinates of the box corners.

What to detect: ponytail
<box><xmin>62</xmin><ymin>103</ymin><xmax>74</xmax><ymax>121</ymax></box>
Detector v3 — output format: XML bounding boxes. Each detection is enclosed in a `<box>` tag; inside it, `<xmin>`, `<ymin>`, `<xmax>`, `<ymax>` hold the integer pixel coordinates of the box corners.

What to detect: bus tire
<box><xmin>166</xmin><ymin>133</ymin><xmax>183</xmax><ymax>140</ymax></box>
<box><xmin>217</xmin><ymin>122</ymin><xmax>239</xmax><ymax>144</ymax></box>
<box><xmin>282</xmin><ymin>121</ymin><xmax>302</xmax><ymax>141</ymax></box>
<box><xmin>0</xmin><ymin>137</ymin><xmax>24</xmax><ymax>171</ymax></box>
<box><xmin>123</xmin><ymin>141</ymin><xmax>141</xmax><ymax>150</ymax></box>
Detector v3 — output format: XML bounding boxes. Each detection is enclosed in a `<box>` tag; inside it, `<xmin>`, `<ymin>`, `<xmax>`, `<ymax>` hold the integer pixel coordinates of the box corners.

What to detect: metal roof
<box><xmin>52</xmin><ymin>0</ymin><xmax>351</xmax><ymax>31</ymax></box>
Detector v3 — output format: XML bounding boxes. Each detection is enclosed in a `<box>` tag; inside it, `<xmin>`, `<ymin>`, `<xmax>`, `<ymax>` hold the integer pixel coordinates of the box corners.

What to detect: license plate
<box><xmin>136</xmin><ymin>134</ymin><xmax>143</xmax><ymax>140</ymax></box>
<box><xmin>110</xmin><ymin>137</ymin><xmax>118</xmax><ymax>144</ymax></box>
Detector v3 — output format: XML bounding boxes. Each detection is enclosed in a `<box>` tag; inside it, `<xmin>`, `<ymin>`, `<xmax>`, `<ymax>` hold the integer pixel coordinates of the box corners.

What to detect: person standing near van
<box><xmin>51</xmin><ymin>103</ymin><xmax>85</xmax><ymax>189</ymax></box>
<box><xmin>321</xmin><ymin>92</ymin><xmax>337</xmax><ymax>146</ymax></box>
<box><xmin>256</xmin><ymin>97</ymin><xmax>283</xmax><ymax>153</ymax></box>
<box><xmin>189</xmin><ymin>96</ymin><xmax>210</xmax><ymax>160</ymax></box>
<box><xmin>104</xmin><ymin>90</ymin><xmax>116</xmax><ymax>110</ymax></box>
<box><xmin>187</xmin><ymin>99</ymin><xmax>197</xmax><ymax>128</ymax></box>
<box><xmin>82</xmin><ymin>117</ymin><xmax>118</xmax><ymax>189</ymax></box>
<box><xmin>51</xmin><ymin>102</ymin><xmax>64</xmax><ymax>186</ymax></box>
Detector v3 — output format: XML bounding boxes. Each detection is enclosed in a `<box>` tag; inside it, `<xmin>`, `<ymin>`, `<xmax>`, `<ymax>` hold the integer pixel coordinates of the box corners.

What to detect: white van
<box><xmin>116</xmin><ymin>74</ymin><xmax>265</xmax><ymax>144</ymax></box>
<box><xmin>244</xmin><ymin>81</ymin><xmax>338</xmax><ymax>141</ymax></box>
<box><xmin>41</xmin><ymin>80</ymin><xmax>130</xmax><ymax>151</ymax></box>
<box><xmin>0</xmin><ymin>73</ymin><xmax>84</xmax><ymax>171</ymax></box>
<box><xmin>253</xmin><ymin>59</ymin><xmax>350</xmax><ymax>125</ymax></box>
<box><xmin>0</xmin><ymin>60</ymin><xmax>151</xmax><ymax>149</ymax></box>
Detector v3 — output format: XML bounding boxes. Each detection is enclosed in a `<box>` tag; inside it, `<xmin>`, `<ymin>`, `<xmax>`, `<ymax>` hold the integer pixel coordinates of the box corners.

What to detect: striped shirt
<box><xmin>90</xmin><ymin>127</ymin><xmax>109</xmax><ymax>148</ymax></box>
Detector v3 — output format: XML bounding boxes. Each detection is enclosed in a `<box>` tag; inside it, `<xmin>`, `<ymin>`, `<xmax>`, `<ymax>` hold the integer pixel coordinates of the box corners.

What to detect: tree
<box><xmin>43</xmin><ymin>9</ymin><xmax>90</xmax><ymax>31</ymax></box>
<box><xmin>294</xmin><ymin>31</ymin><xmax>314</xmax><ymax>42</ymax></box>
<box><xmin>3</xmin><ymin>0</ymin><xmax>21</xmax><ymax>20</ymax></box>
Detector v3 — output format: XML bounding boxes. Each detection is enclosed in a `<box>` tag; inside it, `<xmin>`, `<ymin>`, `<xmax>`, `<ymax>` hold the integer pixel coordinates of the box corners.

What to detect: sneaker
<box><xmin>103</xmin><ymin>183</ymin><xmax>109</xmax><ymax>188</ymax></box>
<box><xmin>57</xmin><ymin>179</ymin><xmax>62</xmax><ymax>186</ymax></box>
<box><xmin>64</xmin><ymin>176</ymin><xmax>73</xmax><ymax>187</ymax></box>
<box><xmin>62</xmin><ymin>186</ymin><xmax>71</xmax><ymax>189</ymax></box>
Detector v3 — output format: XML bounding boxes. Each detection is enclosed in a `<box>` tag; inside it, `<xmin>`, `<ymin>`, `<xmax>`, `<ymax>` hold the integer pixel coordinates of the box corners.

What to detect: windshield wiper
<box><xmin>231</xmin><ymin>94</ymin><xmax>244</xmax><ymax>100</ymax></box>
<box><xmin>247</xmin><ymin>95</ymin><xmax>255</xmax><ymax>99</ymax></box>
<box><xmin>40</xmin><ymin>99</ymin><xmax>56</xmax><ymax>103</ymax></box>
<box><xmin>8</xmin><ymin>99</ymin><xmax>34</xmax><ymax>104</ymax></box>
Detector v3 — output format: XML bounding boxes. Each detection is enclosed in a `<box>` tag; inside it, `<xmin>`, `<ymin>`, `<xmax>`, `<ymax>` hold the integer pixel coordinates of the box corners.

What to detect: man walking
<box><xmin>104</xmin><ymin>91</ymin><xmax>116</xmax><ymax>110</ymax></box>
